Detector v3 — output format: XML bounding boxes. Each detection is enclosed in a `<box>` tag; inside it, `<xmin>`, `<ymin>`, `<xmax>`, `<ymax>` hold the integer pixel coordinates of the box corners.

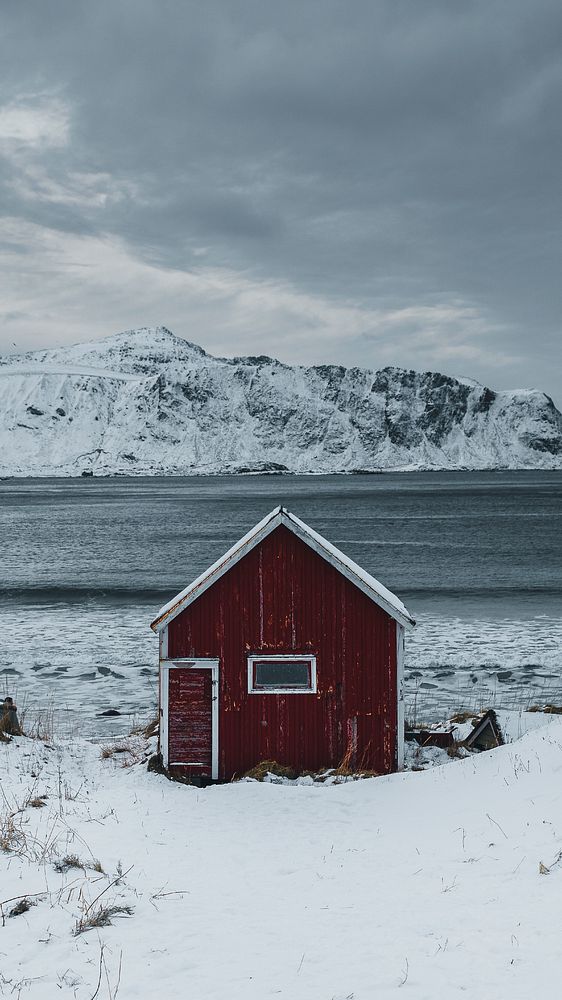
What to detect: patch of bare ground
<box><xmin>528</xmin><ymin>704</ymin><xmax>562</xmax><ymax>715</ymax></box>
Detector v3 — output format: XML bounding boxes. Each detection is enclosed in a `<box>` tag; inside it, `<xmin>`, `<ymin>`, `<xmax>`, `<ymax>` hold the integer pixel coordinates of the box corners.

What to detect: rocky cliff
<box><xmin>1</xmin><ymin>326</ymin><xmax>560</xmax><ymax>475</ymax></box>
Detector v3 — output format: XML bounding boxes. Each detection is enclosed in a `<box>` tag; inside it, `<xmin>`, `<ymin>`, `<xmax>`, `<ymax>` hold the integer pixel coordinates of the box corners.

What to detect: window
<box><xmin>247</xmin><ymin>654</ymin><xmax>317</xmax><ymax>694</ymax></box>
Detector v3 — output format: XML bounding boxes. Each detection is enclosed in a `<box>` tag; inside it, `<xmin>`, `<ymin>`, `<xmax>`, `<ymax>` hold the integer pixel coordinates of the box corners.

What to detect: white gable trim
<box><xmin>151</xmin><ymin>507</ymin><xmax>285</xmax><ymax>631</ymax></box>
<box><xmin>150</xmin><ymin>506</ymin><xmax>415</xmax><ymax>632</ymax></box>
<box><xmin>281</xmin><ymin>509</ymin><xmax>415</xmax><ymax>628</ymax></box>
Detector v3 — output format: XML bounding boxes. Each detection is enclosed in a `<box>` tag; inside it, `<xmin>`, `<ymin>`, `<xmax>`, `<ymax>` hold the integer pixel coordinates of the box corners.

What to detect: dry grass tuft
<box><xmin>333</xmin><ymin>739</ymin><xmax>355</xmax><ymax>776</ymax></box>
<box><xmin>25</xmin><ymin>705</ymin><xmax>55</xmax><ymax>742</ymax></box>
<box><xmin>0</xmin><ymin>807</ymin><xmax>58</xmax><ymax>863</ymax></box>
<box><xmin>53</xmin><ymin>853</ymin><xmax>105</xmax><ymax>874</ymax></box>
<box><xmin>242</xmin><ymin>757</ymin><xmax>379</xmax><ymax>783</ymax></box>
<box><xmin>331</xmin><ymin>739</ymin><xmax>379</xmax><ymax>780</ymax></box>
<box><xmin>0</xmin><ymin>814</ymin><xmax>18</xmax><ymax>853</ymax></box>
<box><xmin>450</xmin><ymin>711</ymin><xmax>480</xmax><ymax>724</ymax></box>
<box><xmin>101</xmin><ymin>737</ymin><xmax>149</xmax><ymax>767</ymax></box>
<box><xmin>8</xmin><ymin>898</ymin><xmax>36</xmax><ymax>918</ymax></box>
<box><xmin>244</xmin><ymin>760</ymin><xmax>299</xmax><ymax>781</ymax></box>
<box><xmin>74</xmin><ymin>904</ymin><xmax>133</xmax><ymax>936</ymax></box>
<box><xmin>100</xmin><ymin>745</ymin><xmax>130</xmax><ymax>760</ymax></box>
<box><xmin>26</xmin><ymin>796</ymin><xmax>47</xmax><ymax>809</ymax></box>
<box><xmin>130</xmin><ymin>716</ymin><xmax>159</xmax><ymax>739</ymax></box>
<box><xmin>53</xmin><ymin>854</ymin><xmax>84</xmax><ymax>873</ymax></box>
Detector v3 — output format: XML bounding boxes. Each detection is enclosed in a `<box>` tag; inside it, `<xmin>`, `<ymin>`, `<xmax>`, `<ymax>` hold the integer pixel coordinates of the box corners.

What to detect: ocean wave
<box><xmin>400</xmin><ymin>585</ymin><xmax>562</xmax><ymax>597</ymax></box>
<box><xmin>0</xmin><ymin>585</ymin><xmax>173</xmax><ymax>604</ymax></box>
<box><xmin>1</xmin><ymin>583</ymin><xmax>561</xmax><ymax>604</ymax></box>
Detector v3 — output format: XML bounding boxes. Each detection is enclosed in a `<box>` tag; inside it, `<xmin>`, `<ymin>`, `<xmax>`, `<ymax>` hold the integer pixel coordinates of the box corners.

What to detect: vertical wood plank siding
<box><xmin>167</xmin><ymin>525</ymin><xmax>397</xmax><ymax>780</ymax></box>
<box><xmin>168</xmin><ymin>669</ymin><xmax>213</xmax><ymax>771</ymax></box>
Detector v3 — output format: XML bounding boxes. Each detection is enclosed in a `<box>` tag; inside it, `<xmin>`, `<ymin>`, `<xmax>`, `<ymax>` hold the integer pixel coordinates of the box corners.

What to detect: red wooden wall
<box><xmin>166</xmin><ymin>524</ymin><xmax>398</xmax><ymax>779</ymax></box>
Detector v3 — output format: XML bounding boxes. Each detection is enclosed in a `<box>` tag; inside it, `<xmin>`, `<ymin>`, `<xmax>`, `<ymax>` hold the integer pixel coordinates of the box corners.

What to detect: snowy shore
<box><xmin>2</xmin><ymin>715</ymin><xmax>562</xmax><ymax>998</ymax></box>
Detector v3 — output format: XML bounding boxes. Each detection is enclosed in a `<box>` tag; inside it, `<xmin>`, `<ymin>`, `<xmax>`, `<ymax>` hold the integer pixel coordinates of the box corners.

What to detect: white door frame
<box><xmin>160</xmin><ymin>657</ymin><xmax>219</xmax><ymax>779</ymax></box>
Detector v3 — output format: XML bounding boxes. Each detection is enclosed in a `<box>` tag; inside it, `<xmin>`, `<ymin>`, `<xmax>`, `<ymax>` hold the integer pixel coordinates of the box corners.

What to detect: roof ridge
<box><xmin>150</xmin><ymin>507</ymin><xmax>415</xmax><ymax>632</ymax></box>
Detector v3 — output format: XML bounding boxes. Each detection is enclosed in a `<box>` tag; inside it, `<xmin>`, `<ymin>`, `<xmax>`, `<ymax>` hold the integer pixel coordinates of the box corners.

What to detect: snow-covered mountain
<box><xmin>0</xmin><ymin>326</ymin><xmax>561</xmax><ymax>476</ymax></box>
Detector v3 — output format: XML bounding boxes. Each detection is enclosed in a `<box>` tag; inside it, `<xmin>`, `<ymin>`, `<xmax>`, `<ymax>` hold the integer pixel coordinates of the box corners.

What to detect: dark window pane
<box><xmin>253</xmin><ymin>660</ymin><xmax>310</xmax><ymax>688</ymax></box>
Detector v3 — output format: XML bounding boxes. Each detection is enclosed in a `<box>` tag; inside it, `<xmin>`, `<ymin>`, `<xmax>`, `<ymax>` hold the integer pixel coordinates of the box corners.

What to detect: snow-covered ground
<box><xmin>2</xmin><ymin>715</ymin><xmax>562</xmax><ymax>998</ymax></box>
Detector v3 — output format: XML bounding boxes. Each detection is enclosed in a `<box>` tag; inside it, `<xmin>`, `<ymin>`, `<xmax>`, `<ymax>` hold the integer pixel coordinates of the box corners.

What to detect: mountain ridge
<box><xmin>0</xmin><ymin>326</ymin><xmax>560</xmax><ymax>476</ymax></box>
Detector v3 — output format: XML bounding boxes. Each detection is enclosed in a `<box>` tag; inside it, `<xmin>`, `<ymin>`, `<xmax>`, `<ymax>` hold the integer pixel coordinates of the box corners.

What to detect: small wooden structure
<box><xmin>464</xmin><ymin>709</ymin><xmax>504</xmax><ymax>751</ymax></box>
<box><xmin>150</xmin><ymin>506</ymin><xmax>415</xmax><ymax>782</ymax></box>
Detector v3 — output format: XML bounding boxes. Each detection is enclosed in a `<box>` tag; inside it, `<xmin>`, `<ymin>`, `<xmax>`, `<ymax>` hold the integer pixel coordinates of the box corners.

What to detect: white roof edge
<box><xmin>150</xmin><ymin>505</ymin><xmax>415</xmax><ymax>631</ymax></box>
<box><xmin>282</xmin><ymin>510</ymin><xmax>415</xmax><ymax>628</ymax></box>
<box><xmin>150</xmin><ymin>506</ymin><xmax>283</xmax><ymax>630</ymax></box>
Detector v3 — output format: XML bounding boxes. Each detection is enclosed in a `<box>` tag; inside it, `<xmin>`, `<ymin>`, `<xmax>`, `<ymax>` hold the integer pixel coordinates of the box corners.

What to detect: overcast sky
<box><xmin>1</xmin><ymin>1</ymin><xmax>561</xmax><ymax>403</ymax></box>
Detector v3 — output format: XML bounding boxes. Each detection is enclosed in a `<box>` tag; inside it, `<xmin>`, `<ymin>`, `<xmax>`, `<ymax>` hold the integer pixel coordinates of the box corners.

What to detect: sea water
<box><xmin>1</xmin><ymin>472</ymin><xmax>561</xmax><ymax>736</ymax></box>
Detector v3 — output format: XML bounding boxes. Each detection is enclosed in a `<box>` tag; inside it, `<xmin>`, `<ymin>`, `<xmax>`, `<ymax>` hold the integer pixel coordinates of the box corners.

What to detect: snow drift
<box><xmin>1</xmin><ymin>716</ymin><xmax>562</xmax><ymax>997</ymax></box>
<box><xmin>1</xmin><ymin>325</ymin><xmax>561</xmax><ymax>475</ymax></box>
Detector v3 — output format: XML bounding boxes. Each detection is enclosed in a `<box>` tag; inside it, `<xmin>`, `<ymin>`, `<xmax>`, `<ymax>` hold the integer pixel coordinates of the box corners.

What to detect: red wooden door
<box><xmin>168</xmin><ymin>668</ymin><xmax>214</xmax><ymax>777</ymax></box>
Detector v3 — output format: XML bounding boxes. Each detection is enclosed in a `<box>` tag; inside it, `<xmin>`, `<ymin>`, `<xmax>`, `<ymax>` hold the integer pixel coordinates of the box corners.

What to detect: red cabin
<box><xmin>150</xmin><ymin>506</ymin><xmax>415</xmax><ymax>782</ymax></box>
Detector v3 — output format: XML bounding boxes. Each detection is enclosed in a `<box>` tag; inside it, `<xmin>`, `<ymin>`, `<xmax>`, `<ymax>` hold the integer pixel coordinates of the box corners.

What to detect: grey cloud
<box><xmin>0</xmin><ymin>0</ymin><xmax>561</xmax><ymax>401</ymax></box>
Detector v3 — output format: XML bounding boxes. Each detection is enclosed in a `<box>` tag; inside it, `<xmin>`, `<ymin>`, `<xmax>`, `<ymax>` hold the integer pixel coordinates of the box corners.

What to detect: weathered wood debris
<box><xmin>0</xmin><ymin>697</ymin><xmax>22</xmax><ymax>737</ymax></box>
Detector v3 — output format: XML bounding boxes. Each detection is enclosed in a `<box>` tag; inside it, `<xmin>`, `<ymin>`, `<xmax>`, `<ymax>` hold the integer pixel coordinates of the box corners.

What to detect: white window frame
<box><xmin>160</xmin><ymin>657</ymin><xmax>219</xmax><ymax>779</ymax></box>
<box><xmin>247</xmin><ymin>654</ymin><xmax>317</xmax><ymax>695</ymax></box>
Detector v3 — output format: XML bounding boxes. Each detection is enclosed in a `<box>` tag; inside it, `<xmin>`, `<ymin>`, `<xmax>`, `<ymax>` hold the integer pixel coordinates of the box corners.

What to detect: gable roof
<box><xmin>150</xmin><ymin>506</ymin><xmax>416</xmax><ymax>632</ymax></box>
